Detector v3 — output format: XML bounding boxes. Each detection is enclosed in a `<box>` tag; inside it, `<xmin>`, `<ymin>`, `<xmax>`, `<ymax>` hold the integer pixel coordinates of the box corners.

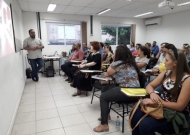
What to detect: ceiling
<box><xmin>17</xmin><ymin>0</ymin><xmax>190</xmax><ymax>18</ymax></box>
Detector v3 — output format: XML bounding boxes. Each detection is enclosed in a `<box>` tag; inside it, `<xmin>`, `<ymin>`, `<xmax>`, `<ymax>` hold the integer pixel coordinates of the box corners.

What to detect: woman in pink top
<box><xmin>132</xmin><ymin>43</ymin><xmax>142</xmax><ymax>56</ymax></box>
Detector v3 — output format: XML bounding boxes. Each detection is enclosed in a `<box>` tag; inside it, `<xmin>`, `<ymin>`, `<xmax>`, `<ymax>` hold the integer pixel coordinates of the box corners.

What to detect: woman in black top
<box><xmin>72</xmin><ymin>41</ymin><xmax>101</xmax><ymax>96</ymax></box>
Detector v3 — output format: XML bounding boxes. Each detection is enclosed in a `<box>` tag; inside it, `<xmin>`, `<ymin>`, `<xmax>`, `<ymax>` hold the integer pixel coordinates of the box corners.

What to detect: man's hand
<box><xmin>31</xmin><ymin>47</ymin><xmax>37</xmax><ymax>51</ymax></box>
<box><xmin>36</xmin><ymin>46</ymin><xmax>42</xmax><ymax>49</ymax></box>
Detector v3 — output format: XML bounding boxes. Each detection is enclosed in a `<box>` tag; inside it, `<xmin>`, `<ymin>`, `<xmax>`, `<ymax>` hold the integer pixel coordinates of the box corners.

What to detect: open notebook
<box><xmin>121</xmin><ymin>88</ymin><xmax>147</xmax><ymax>97</ymax></box>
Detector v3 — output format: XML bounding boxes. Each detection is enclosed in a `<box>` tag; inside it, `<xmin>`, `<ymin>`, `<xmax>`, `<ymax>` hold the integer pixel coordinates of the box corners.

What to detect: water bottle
<box><xmin>116</xmin><ymin>116</ymin><xmax>120</xmax><ymax>131</ymax></box>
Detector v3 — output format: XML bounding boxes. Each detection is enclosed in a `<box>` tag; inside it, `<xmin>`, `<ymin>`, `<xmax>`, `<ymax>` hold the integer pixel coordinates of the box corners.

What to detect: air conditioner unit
<box><xmin>145</xmin><ymin>17</ymin><xmax>162</xmax><ymax>26</ymax></box>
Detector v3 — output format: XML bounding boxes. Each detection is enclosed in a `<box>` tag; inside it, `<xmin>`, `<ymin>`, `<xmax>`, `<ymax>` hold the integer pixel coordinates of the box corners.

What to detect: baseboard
<box><xmin>7</xmin><ymin>83</ymin><xmax>25</xmax><ymax>135</ymax></box>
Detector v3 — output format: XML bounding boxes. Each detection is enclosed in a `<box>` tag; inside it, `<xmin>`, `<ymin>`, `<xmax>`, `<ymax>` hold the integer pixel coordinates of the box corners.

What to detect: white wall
<box><xmin>146</xmin><ymin>10</ymin><xmax>190</xmax><ymax>49</ymax></box>
<box><xmin>0</xmin><ymin>0</ymin><xmax>25</xmax><ymax>135</ymax></box>
<box><xmin>22</xmin><ymin>12</ymin><xmax>147</xmax><ymax>55</ymax></box>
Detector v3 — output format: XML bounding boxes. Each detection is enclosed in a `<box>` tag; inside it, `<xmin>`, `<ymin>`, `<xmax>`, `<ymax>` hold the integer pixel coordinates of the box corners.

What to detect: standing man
<box><xmin>23</xmin><ymin>29</ymin><xmax>44</xmax><ymax>82</ymax></box>
<box><xmin>152</xmin><ymin>41</ymin><xmax>159</xmax><ymax>57</ymax></box>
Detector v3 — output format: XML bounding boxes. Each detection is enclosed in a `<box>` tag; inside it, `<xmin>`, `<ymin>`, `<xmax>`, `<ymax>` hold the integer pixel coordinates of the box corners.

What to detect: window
<box><xmin>47</xmin><ymin>23</ymin><xmax>81</xmax><ymax>45</ymax></box>
<box><xmin>101</xmin><ymin>25</ymin><xmax>131</xmax><ymax>45</ymax></box>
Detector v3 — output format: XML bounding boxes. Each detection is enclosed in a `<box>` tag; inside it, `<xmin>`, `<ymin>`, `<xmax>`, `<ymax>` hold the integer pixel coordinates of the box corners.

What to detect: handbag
<box><xmin>128</xmin><ymin>100</ymin><xmax>163</xmax><ymax>131</ymax></box>
<box><xmin>74</xmin><ymin>67</ymin><xmax>90</xmax><ymax>78</ymax></box>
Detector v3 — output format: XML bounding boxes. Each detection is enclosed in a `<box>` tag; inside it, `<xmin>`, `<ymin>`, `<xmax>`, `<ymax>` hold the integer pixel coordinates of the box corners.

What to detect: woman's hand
<box><xmin>141</xmin><ymin>98</ymin><xmax>154</xmax><ymax>105</ymax></box>
<box><xmin>150</xmin><ymin>92</ymin><xmax>161</xmax><ymax>103</ymax></box>
<box><xmin>103</xmin><ymin>72</ymin><xmax>109</xmax><ymax>77</ymax></box>
<box><xmin>78</xmin><ymin>64</ymin><xmax>85</xmax><ymax>68</ymax></box>
<box><xmin>81</xmin><ymin>60</ymin><xmax>86</xmax><ymax>64</ymax></box>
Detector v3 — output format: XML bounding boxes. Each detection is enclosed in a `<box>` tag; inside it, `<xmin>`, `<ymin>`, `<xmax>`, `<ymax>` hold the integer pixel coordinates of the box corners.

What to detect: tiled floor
<box><xmin>11</xmin><ymin>74</ymin><xmax>132</xmax><ymax>135</ymax></box>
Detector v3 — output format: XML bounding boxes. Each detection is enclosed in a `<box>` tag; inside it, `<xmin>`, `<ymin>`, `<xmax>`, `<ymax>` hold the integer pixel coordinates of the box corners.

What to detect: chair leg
<box><xmin>122</xmin><ymin>104</ymin><xmax>124</xmax><ymax>133</ymax></box>
<box><xmin>86</xmin><ymin>91</ymin><xmax>88</xmax><ymax>96</ymax></box>
<box><xmin>91</xmin><ymin>88</ymin><xmax>95</xmax><ymax>104</ymax></box>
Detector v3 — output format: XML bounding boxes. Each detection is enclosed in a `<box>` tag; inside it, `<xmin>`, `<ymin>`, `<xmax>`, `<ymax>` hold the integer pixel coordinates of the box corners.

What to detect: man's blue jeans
<box><xmin>29</xmin><ymin>58</ymin><xmax>43</xmax><ymax>77</ymax></box>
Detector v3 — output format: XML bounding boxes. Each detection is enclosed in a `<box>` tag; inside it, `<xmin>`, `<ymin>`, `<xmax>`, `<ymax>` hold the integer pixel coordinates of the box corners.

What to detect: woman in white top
<box><xmin>135</xmin><ymin>46</ymin><xmax>150</xmax><ymax>71</ymax></box>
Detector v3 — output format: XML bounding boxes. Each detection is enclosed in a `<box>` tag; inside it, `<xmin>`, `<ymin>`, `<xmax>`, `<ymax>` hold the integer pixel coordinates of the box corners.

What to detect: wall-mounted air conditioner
<box><xmin>145</xmin><ymin>17</ymin><xmax>162</xmax><ymax>26</ymax></box>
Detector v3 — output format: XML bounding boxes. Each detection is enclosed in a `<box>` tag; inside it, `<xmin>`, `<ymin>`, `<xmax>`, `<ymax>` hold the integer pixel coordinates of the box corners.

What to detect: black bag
<box><xmin>46</xmin><ymin>66</ymin><xmax>54</xmax><ymax>77</ymax></box>
<box><xmin>26</xmin><ymin>68</ymin><xmax>32</xmax><ymax>79</ymax></box>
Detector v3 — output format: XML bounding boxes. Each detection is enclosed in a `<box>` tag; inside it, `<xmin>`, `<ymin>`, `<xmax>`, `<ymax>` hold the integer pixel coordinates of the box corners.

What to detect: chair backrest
<box><xmin>138</xmin><ymin>72</ymin><xmax>147</xmax><ymax>88</ymax></box>
<box><xmin>146</xmin><ymin>57</ymin><xmax>158</xmax><ymax>70</ymax></box>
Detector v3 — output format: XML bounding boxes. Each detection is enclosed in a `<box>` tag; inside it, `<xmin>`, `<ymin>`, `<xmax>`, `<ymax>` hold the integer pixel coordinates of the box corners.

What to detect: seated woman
<box><xmin>130</xmin><ymin>42</ymin><xmax>135</xmax><ymax>53</ymax></box>
<box><xmin>145</xmin><ymin>42</ymin><xmax>152</xmax><ymax>55</ymax></box>
<box><xmin>102</xmin><ymin>45</ymin><xmax>113</xmax><ymax>64</ymax></box>
<box><xmin>72</xmin><ymin>41</ymin><xmax>101</xmax><ymax>96</ymax></box>
<box><xmin>132</xmin><ymin>43</ymin><xmax>142</xmax><ymax>56</ymax></box>
<box><xmin>135</xmin><ymin>46</ymin><xmax>150</xmax><ymax>71</ymax></box>
<box><xmin>183</xmin><ymin>44</ymin><xmax>190</xmax><ymax>63</ymax></box>
<box><xmin>93</xmin><ymin>45</ymin><xmax>140</xmax><ymax>132</ymax></box>
<box><xmin>131</xmin><ymin>48</ymin><xmax>190</xmax><ymax>135</ymax></box>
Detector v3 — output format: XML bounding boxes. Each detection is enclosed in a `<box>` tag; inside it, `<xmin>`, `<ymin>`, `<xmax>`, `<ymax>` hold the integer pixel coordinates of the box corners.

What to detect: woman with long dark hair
<box><xmin>135</xmin><ymin>46</ymin><xmax>150</xmax><ymax>71</ymax></box>
<box><xmin>131</xmin><ymin>47</ymin><xmax>190</xmax><ymax>135</ymax></box>
<box><xmin>93</xmin><ymin>45</ymin><xmax>140</xmax><ymax>132</ymax></box>
<box><xmin>102</xmin><ymin>44</ymin><xmax>113</xmax><ymax>64</ymax></box>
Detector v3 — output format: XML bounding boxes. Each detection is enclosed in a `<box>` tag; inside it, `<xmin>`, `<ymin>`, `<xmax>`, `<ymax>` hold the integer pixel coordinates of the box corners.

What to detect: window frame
<box><xmin>46</xmin><ymin>22</ymin><xmax>82</xmax><ymax>45</ymax></box>
<box><xmin>101</xmin><ymin>24</ymin><xmax>132</xmax><ymax>45</ymax></box>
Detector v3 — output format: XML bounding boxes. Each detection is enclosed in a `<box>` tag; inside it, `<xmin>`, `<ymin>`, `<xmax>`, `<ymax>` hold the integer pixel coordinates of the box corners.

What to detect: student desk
<box><xmin>43</xmin><ymin>56</ymin><xmax>61</xmax><ymax>76</ymax></box>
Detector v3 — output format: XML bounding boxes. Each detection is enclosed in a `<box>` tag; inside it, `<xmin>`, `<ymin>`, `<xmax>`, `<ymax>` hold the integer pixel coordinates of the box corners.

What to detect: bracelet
<box><xmin>149</xmin><ymin>91</ymin><xmax>155</xmax><ymax>95</ymax></box>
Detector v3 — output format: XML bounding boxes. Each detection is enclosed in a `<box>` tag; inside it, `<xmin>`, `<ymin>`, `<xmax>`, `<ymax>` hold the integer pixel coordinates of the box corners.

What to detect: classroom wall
<box><xmin>22</xmin><ymin>11</ymin><xmax>147</xmax><ymax>55</ymax></box>
<box><xmin>0</xmin><ymin>0</ymin><xmax>25</xmax><ymax>135</ymax></box>
<box><xmin>146</xmin><ymin>10</ymin><xmax>190</xmax><ymax>49</ymax></box>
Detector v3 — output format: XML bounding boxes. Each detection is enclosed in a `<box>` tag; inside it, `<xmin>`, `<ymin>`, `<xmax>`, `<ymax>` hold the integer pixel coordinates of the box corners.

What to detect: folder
<box><xmin>121</xmin><ymin>88</ymin><xmax>147</xmax><ymax>97</ymax></box>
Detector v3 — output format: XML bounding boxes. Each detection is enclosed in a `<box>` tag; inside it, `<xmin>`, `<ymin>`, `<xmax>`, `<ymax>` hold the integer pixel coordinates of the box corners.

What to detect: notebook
<box><xmin>121</xmin><ymin>88</ymin><xmax>147</xmax><ymax>97</ymax></box>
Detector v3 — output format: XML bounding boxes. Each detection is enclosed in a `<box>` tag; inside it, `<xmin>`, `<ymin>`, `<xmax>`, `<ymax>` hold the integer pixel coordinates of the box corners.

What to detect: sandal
<box><xmin>72</xmin><ymin>92</ymin><xmax>81</xmax><ymax>97</ymax></box>
<box><xmin>98</xmin><ymin>114</ymin><xmax>111</xmax><ymax>121</ymax></box>
<box><xmin>93</xmin><ymin>125</ymin><xmax>109</xmax><ymax>132</ymax></box>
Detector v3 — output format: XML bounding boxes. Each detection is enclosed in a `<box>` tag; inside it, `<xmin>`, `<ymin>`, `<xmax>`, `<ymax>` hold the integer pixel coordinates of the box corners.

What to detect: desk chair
<box><xmin>109</xmin><ymin>72</ymin><xmax>147</xmax><ymax>133</ymax></box>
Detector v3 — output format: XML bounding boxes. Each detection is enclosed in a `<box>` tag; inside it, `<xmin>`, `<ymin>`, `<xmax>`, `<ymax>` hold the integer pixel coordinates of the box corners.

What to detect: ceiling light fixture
<box><xmin>177</xmin><ymin>1</ymin><xmax>190</xmax><ymax>6</ymax></box>
<box><xmin>134</xmin><ymin>12</ymin><xmax>153</xmax><ymax>17</ymax></box>
<box><xmin>97</xmin><ymin>9</ymin><xmax>111</xmax><ymax>15</ymax></box>
<box><xmin>47</xmin><ymin>4</ymin><xmax>56</xmax><ymax>11</ymax></box>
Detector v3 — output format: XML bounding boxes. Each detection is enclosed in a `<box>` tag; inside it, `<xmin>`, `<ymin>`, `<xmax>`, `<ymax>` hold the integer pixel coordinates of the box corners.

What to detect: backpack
<box><xmin>46</xmin><ymin>66</ymin><xmax>54</xmax><ymax>77</ymax></box>
<box><xmin>26</xmin><ymin>68</ymin><xmax>32</xmax><ymax>79</ymax></box>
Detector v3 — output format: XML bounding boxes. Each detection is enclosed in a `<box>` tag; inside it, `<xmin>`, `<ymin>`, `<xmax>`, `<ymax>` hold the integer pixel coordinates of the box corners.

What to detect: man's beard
<box><xmin>30</xmin><ymin>35</ymin><xmax>35</xmax><ymax>39</ymax></box>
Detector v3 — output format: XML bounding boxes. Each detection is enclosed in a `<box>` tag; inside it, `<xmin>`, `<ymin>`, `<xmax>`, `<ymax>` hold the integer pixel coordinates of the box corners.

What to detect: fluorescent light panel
<box><xmin>134</xmin><ymin>12</ymin><xmax>153</xmax><ymax>17</ymax></box>
<box><xmin>97</xmin><ymin>9</ymin><xmax>111</xmax><ymax>15</ymax></box>
<box><xmin>177</xmin><ymin>1</ymin><xmax>190</xmax><ymax>6</ymax></box>
<box><xmin>47</xmin><ymin>4</ymin><xmax>56</xmax><ymax>11</ymax></box>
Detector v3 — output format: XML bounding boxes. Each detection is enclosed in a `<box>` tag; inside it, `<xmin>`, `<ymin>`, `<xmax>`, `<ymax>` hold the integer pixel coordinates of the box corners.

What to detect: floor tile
<box><xmin>36</xmin><ymin>117</ymin><xmax>62</xmax><ymax>132</ymax></box>
<box><xmin>36</xmin><ymin>102</ymin><xmax>56</xmax><ymax>111</ymax></box>
<box><xmin>53</xmin><ymin>94</ymin><xmax>71</xmax><ymax>101</ymax></box>
<box><xmin>20</xmin><ymin>98</ymin><xmax>35</xmax><ymax>106</ymax></box>
<box><xmin>36</xmin><ymin>83</ymin><xmax>49</xmax><ymax>89</ymax></box>
<box><xmin>50</xmin><ymin>86</ymin><xmax>65</xmax><ymax>91</ymax></box>
<box><xmin>22</xmin><ymin>93</ymin><xmax>35</xmax><ymax>99</ymax></box>
<box><xmin>14</xmin><ymin>112</ymin><xmax>35</xmax><ymax>124</ymax></box>
<box><xmin>81</xmin><ymin>110</ymin><xmax>100</xmax><ymax>122</ymax></box>
<box><xmin>57</xmin><ymin>105</ymin><xmax>80</xmax><ymax>116</ymax></box>
<box><xmin>64</xmin><ymin>123</ymin><xmax>94</xmax><ymax>135</ymax></box>
<box><xmin>50</xmin><ymin>84</ymin><xmax>64</xmax><ymax>88</ymax></box>
<box><xmin>55</xmin><ymin>99</ymin><xmax>74</xmax><ymax>108</ymax></box>
<box><xmin>76</xmin><ymin>102</ymin><xmax>99</xmax><ymax>112</ymax></box>
<box><xmin>36</xmin><ymin>87</ymin><xmax>51</xmax><ymax>93</ymax></box>
<box><xmin>72</xmin><ymin>96</ymin><xmax>93</xmax><ymax>104</ymax></box>
<box><xmin>60</xmin><ymin>113</ymin><xmax>86</xmax><ymax>127</ymax></box>
<box><xmin>36</xmin><ymin>91</ymin><xmax>52</xmax><ymax>98</ymax></box>
<box><xmin>36</xmin><ymin>109</ymin><xmax>59</xmax><ymax>120</ymax></box>
<box><xmin>18</xmin><ymin>104</ymin><xmax>35</xmax><ymax>113</ymax></box>
<box><xmin>37</xmin><ymin>128</ymin><xmax>65</xmax><ymax>135</ymax></box>
<box><xmin>51</xmin><ymin>90</ymin><xmax>67</xmax><ymax>95</ymax></box>
<box><xmin>11</xmin><ymin>122</ymin><xmax>35</xmax><ymax>135</ymax></box>
<box><xmin>23</xmin><ymin>89</ymin><xmax>35</xmax><ymax>94</ymax></box>
<box><xmin>36</xmin><ymin>96</ymin><xmax>54</xmax><ymax>103</ymax></box>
